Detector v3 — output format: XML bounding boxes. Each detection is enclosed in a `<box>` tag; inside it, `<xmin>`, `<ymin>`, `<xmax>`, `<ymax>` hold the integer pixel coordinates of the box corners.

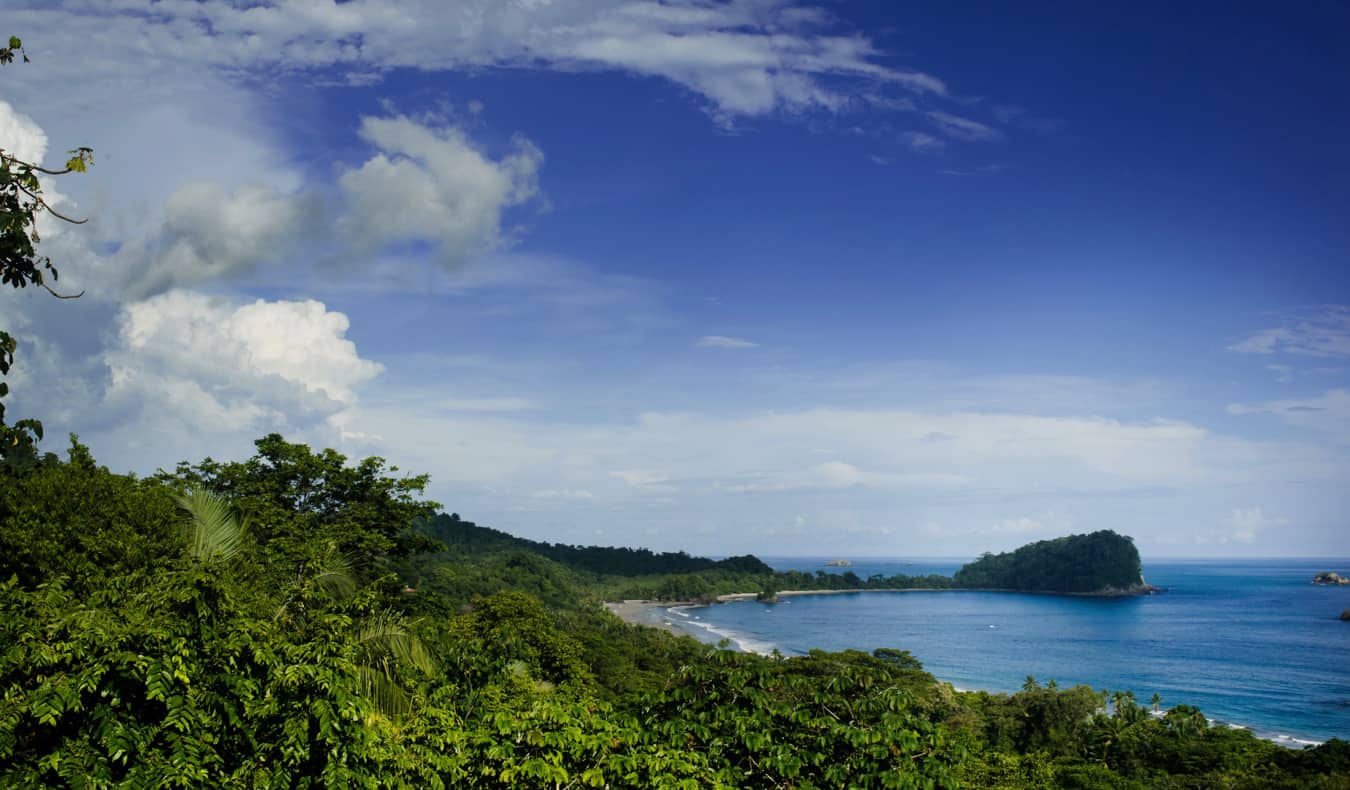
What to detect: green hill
<box><xmin>953</xmin><ymin>530</ymin><xmax>1146</xmax><ymax>594</ymax></box>
<box><xmin>420</xmin><ymin>511</ymin><xmax>772</xmax><ymax>576</ymax></box>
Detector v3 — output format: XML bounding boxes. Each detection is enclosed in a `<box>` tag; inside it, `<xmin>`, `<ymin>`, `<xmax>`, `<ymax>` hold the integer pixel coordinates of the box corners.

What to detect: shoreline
<box><xmin>606</xmin><ymin>583</ymin><xmax>1160</xmax><ymax>622</ymax></box>
<box><xmin>602</xmin><ymin>589</ymin><xmax>1326</xmax><ymax>749</ymax></box>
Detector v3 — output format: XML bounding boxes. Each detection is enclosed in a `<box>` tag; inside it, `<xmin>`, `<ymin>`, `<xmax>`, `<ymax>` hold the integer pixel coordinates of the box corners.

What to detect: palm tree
<box><xmin>177</xmin><ymin>489</ymin><xmax>435</xmax><ymax>718</ymax></box>
<box><xmin>177</xmin><ymin>488</ymin><xmax>247</xmax><ymax>563</ymax></box>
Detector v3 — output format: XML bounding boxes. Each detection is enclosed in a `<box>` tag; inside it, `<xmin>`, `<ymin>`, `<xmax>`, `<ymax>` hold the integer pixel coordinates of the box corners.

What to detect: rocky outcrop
<box><xmin>1312</xmin><ymin>572</ymin><xmax>1349</xmax><ymax>585</ymax></box>
<box><xmin>1340</xmin><ymin>609</ymin><xmax>1350</xmax><ymax>622</ymax></box>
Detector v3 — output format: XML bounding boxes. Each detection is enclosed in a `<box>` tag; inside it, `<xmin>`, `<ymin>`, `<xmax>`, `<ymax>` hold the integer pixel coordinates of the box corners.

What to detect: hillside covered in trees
<box><xmin>421</xmin><ymin>511</ymin><xmax>773</xmax><ymax>577</ymax></box>
<box><xmin>953</xmin><ymin>530</ymin><xmax>1148</xmax><ymax>594</ymax></box>
<box><xmin>0</xmin><ymin>435</ymin><xmax>1345</xmax><ymax>788</ymax></box>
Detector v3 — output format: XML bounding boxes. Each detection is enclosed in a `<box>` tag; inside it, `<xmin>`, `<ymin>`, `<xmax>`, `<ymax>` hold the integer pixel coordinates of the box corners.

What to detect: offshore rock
<box><xmin>1313</xmin><ymin>572</ymin><xmax>1350</xmax><ymax>585</ymax></box>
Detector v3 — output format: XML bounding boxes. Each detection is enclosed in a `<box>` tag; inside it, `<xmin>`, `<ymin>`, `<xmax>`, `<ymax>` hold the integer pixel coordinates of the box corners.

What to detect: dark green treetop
<box><xmin>953</xmin><ymin>530</ymin><xmax>1144</xmax><ymax>593</ymax></box>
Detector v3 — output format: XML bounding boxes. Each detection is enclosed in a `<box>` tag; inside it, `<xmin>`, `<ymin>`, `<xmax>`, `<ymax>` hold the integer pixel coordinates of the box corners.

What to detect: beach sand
<box><xmin>603</xmin><ymin>599</ymin><xmax>686</xmax><ymax>633</ymax></box>
<box><xmin>602</xmin><ymin>589</ymin><xmax>939</xmax><ymax>631</ymax></box>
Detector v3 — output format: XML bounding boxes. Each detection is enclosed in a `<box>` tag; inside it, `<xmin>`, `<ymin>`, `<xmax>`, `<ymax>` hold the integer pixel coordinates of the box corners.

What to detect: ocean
<box><xmin>655</xmin><ymin>557</ymin><xmax>1350</xmax><ymax>746</ymax></box>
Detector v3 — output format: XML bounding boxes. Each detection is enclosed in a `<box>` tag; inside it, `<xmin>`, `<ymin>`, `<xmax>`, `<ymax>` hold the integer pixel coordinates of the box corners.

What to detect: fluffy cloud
<box><xmin>105</xmin><ymin>291</ymin><xmax>382</xmax><ymax>434</ymax></box>
<box><xmin>115</xmin><ymin>183</ymin><xmax>323</xmax><ymax>298</ymax></box>
<box><xmin>8</xmin><ymin>1</ymin><xmax>945</xmax><ymax>120</ymax></box>
<box><xmin>338</xmin><ymin>115</ymin><xmax>543</xmax><ymax>269</ymax></box>
<box><xmin>0</xmin><ymin>99</ymin><xmax>78</xmax><ymax>242</ymax></box>
<box><xmin>0</xmin><ymin>98</ymin><xmax>47</xmax><ymax>163</ymax></box>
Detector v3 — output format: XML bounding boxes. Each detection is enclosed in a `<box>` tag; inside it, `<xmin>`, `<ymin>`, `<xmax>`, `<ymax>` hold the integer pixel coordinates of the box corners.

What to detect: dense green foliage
<box><xmin>953</xmin><ymin>530</ymin><xmax>1145</xmax><ymax>594</ymax></box>
<box><xmin>0</xmin><ymin>437</ymin><xmax>1345</xmax><ymax>788</ymax></box>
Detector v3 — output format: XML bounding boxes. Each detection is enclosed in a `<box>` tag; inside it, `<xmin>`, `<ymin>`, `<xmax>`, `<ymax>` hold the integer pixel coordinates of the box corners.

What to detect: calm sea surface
<box><xmin>657</xmin><ymin>558</ymin><xmax>1350</xmax><ymax>745</ymax></box>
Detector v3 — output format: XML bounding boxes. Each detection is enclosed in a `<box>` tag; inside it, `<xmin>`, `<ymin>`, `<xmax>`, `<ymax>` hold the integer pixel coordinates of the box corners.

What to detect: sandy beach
<box><xmin>603</xmin><ymin>588</ymin><xmax>943</xmax><ymax>630</ymax></box>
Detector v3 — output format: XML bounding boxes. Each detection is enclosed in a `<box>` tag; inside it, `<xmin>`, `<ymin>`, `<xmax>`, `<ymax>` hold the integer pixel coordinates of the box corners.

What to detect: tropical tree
<box><xmin>1</xmin><ymin>34</ymin><xmax>93</xmax><ymax>465</ymax></box>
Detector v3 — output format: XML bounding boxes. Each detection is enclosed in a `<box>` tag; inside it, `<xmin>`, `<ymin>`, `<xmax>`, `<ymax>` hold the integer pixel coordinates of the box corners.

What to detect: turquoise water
<box><xmin>661</xmin><ymin>558</ymin><xmax>1350</xmax><ymax>745</ymax></box>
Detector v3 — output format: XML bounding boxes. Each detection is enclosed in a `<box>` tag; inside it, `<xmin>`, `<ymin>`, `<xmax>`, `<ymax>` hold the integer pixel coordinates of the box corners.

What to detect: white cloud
<box><xmin>529</xmin><ymin>488</ymin><xmax>595</xmax><ymax>500</ymax></box>
<box><xmin>991</xmin><ymin>517</ymin><xmax>1045</xmax><ymax>534</ymax></box>
<box><xmin>725</xmin><ymin>460</ymin><xmax>967</xmax><ymax>492</ymax></box>
<box><xmin>697</xmin><ymin>335</ymin><xmax>759</xmax><ymax>349</ymax></box>
<box><xmin>899</xmin><ymin>130</ymin><xmax>945</xmax><ymax>153</ymax></box>
<box><xmin>115</xmin><ymin>182</ymin><xmax>323</xmax><ymax>298</ymax></box>
<box><xmin>0</xmin><ymin>99</ymin><xmax>78</xmax><ymax>242</ymax></box>
<box><xmin>990</xmin><ymin>104</ymin><xmax>1062</xmax><ymax>134</ymax></box>
<box><xmin>0</xmin><ymin>98</ymin><xmax>48</xmax><ymax>164</ymax></box>
<box><xmin>1227</xmin><ymin>389</ymin><xmax>1350</xmax><ymax>443</ymax></box>
<box><xmin>926</xmin><ymin>110</ymin><xmax>1001</xmax><ymax>141</ymax></box>
<box><xmin>609</xmin><ymin>469</ymin><xmax>673</xmax><ymax>489</ymax></box>
<box><xmin>9</xmin><ymin>1</ymin><xmax>946</xmax><ymax>121</ymax></box>
<box><xmin>338</xmin><ymin>115</ymin><xmax>543</xmax><ymax>269</ymax></box>
<box><xmin>1225</xmin><ymin>507</ymin><xmax>1287</xmax><ymax>543</ymax></box>
<box><xmin>105</xmin><ymin>291</ymin><xmax>382</xmax><ymax>434</ymax></box>
<box><xmin>1228</xmin><ymin>306</ymin><xmax>1350</xmax><ymax>358</ymax></box>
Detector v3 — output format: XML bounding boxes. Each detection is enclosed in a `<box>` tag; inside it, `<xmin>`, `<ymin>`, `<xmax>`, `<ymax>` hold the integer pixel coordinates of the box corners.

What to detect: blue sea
<box><xmin>655</xmin><ymin>558</ymin><xmax>1350</xmax><ymax>746</ymax></box>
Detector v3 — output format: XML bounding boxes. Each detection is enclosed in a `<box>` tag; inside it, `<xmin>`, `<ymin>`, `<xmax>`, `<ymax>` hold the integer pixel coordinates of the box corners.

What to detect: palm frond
<box><xmin>176</xmin><ymin>489</ymin><xmax>243</xmax><ymax>563</ymax></box>
<box><xmin>310</xmin><ymin>550</ymin><xmax>357</xmax><ymax>601</ymax></box>
<box><xmin>355</xmin><ymin>610</ymin><xmax>437</xmax><ymax>676</ymax></box>
<box><xmin>356</xmin><ymin>664</ymin><xmax>413</xmax><ymax>719</ymax></box>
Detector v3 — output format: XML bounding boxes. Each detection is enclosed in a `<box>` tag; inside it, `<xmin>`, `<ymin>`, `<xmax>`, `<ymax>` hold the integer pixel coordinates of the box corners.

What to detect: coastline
<box><xmin>602</xmin><ymin>587</ymin><xmax>1326</xmax><ymax>749</ymax></box>
<box><xmin>605</xmin><ymin>583</ymin><xmax>1160</xmax><ymax>627</ymax></box>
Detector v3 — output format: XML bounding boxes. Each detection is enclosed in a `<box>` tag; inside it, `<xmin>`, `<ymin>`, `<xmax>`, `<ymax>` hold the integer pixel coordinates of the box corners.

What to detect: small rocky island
<box><xmin>953</xmin><ymin>530</ymin><xmax>1156</xmax><ymax>596</ymax></box>
<box><xmin>1341</xmin><ymin>609</ymin><xmax>1350</xmax><ymax>622</ymax></box>
<box><xmin>824</xmin><ymin>559</ymin><xmax>852</xmax><ymax>567</ymax></box>
<box><xmin>1312</xmin><ymin>571</ymin><xmax>1349</xmax><ymax>585</ymax></box>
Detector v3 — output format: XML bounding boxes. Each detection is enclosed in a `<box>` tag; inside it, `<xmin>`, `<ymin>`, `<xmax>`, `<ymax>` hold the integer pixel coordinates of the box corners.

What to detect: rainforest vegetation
<box><xmin>0</xmin><ymin>436</ymin><xmax>1346</xmax><ymax>788</ymax></box>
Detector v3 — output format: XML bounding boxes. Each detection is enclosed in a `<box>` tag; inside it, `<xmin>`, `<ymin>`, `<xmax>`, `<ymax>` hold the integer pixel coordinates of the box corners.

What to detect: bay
<box><xmin>661</xmin><ymin>557</ymin><xmax>1350</xmax><ymax>745</ymax></box>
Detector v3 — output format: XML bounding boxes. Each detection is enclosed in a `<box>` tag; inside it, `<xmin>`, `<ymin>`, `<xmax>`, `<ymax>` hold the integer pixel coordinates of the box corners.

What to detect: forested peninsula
<box><xmin>1</xmin><ymin>436</ymin><xmax>1346</xmax><ymax>788</ymax></box>
<box><xmin>952</xmin><ymin>530</ymin><xmax>1152</xmax><ymax>595</ymax></box>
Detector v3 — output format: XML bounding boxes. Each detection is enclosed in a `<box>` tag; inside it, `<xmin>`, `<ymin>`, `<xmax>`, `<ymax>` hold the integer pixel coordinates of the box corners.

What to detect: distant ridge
<box><xmin>419</xmin><ymin>512</ymin><xmax>772</xmax><ymax>576</ymax></box>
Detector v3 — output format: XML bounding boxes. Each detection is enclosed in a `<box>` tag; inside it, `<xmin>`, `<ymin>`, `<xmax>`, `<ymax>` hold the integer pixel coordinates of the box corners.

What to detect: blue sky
<box><xmin>1</xmin><ymin>0</ymin><xmax>1347</xmax><ymax>558</ymax></box>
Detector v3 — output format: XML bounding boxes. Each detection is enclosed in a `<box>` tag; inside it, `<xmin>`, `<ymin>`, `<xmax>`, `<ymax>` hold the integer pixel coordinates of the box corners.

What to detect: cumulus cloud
<box><xmin>0</xmin><ymin>99</ymin><xmax>79</xmax><ymax>241</ymax></box>
<box><xmin>114</xmin><ymin>183</ymin><xmax>323</xmax><ymax>298</ymax></box>
<box><xmin>105</xmin><ymin>291</ymin><xmax>382</xmax><ymax>434</ymax></box>
<box><xmin>338</xmin><ymin>115</ymin><xmax>543</xmax><ymax>269</ymax></box>
<box><xmin>697</xmin><ymin>335</ymin><xmax>759</xmax><ymax>349</ymax></box>
<box><xmin>0</xmin><ymin>98</ymin><xmax>48</xmax><ymax>164</ymax></box>
<box><xmin>1228</xmin><ymin>306</ymin><xmax>1350</xmax><ymax>358</ymax></box>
